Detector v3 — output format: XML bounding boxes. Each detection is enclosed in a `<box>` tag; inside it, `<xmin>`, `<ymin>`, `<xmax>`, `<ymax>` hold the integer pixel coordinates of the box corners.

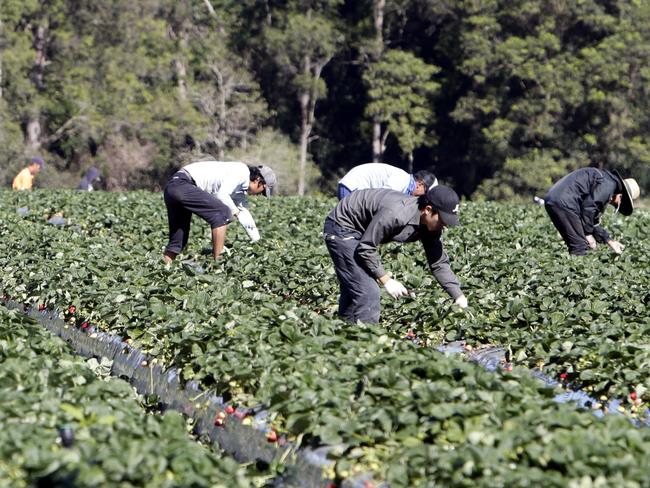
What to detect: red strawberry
<box><xmin>225</xmin><ymin>405</ymin><xmax>235</xmax><ymax>415</ymax></box>
<box><xmin>630</xmin><ymin>392</ymin><xmax>638</xmax><ymax>401</ymax></box>
<box><xmin>406</xmin><ymin>329</ymin><xmax>415</xmax><ymax>338</ymax></box>
<box><xmin>559</xmin><ymin>373</ymin><xmax>568</xmax><ymax>380</ymax></box>
<box><xmin>81</xmin><ymin>322</ymin><xmax>89</xmax><ymax>329</ymax></box>
<box><xmin>68</xmin><ymin>306</ymin><xmax>76</xmax><ymax>314</ymax></box>
<box><xmin>267</xmin><ymin>430</ymin><xmax>278</xmax><ymax>442</ymax></box>
<box><xmin>38</xmin><ymin>304</ymin><xmax>46</xmax><ymax>311</ymax></box>
<box><xmin>214</xmin><ymin>411</ymin><xmax>226</xmax><ymax>427</ymax></box>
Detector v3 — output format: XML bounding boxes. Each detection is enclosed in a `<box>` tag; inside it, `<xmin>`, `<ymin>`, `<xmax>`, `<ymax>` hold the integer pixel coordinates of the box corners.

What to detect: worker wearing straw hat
<box><xmin>544</xmin><ymin>168</ymin><xmax>640</xmax><ymax>255</ymax></box>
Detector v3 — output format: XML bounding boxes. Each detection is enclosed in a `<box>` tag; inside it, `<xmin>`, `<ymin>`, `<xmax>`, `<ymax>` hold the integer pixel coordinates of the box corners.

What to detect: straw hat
<box><xmin>612</xmin><ymin>170</ymin><xmax>640</xmax><ymax>216</ymax></box>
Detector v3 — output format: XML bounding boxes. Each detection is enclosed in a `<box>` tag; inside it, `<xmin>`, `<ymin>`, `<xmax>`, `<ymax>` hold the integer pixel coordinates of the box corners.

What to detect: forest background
<box><xmin>1</xmin><ymin>0</ymin><xmax>649</xmax><ymax>199</ymax></box>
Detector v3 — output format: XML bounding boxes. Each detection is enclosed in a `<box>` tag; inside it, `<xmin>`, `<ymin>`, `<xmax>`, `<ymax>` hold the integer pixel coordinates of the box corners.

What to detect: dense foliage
<box><xmin>0</xmin><ymin>306</ymin><xmax>266</xmax><ymax>487</ymax></box>
<box><xmin>1</xmin><ymin>1</ymin><xmax>649</xmax><ymax>196</ymax></box>
<box><xmin>1</xmin><ymin>190</ymin><xmax>649</xmax><ymax>486</ymax></box>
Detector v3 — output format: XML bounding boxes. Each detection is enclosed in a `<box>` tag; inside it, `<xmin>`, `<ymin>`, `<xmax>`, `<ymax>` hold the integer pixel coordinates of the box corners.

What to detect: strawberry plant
<box><xmin>2</xmin><ymin>189</ymin><xmax>650</xmax><ymax>486</ymax></box>
<box><xmin>0</xmin><ymin>306</ymin><xmax>266</xmax><ymax>487</ymax></box>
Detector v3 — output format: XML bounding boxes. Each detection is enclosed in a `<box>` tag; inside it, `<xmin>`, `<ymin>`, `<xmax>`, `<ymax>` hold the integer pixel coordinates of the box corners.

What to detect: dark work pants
<box><xmin>544</xmin><ymin>204</ymin><xmax>588</xmax><ymax>256</ymax></box>
<box><xmin>323</xmin><ymin>218</ymin><xmax>381</xmax><ymax>323</ymax></box>
<box><xmin>164</xmin><ymin>172</ymin><xmax>231</xmax><ymax>255</ymax></box>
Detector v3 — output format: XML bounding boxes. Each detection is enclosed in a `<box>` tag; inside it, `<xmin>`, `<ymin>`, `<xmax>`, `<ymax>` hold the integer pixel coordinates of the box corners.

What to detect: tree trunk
<box><xmin>26</xmin><ymin>115</ymin><xmax>42</xmax><ymax>152</ymax></box>
<box><xmin>27</xmin><ymin>22</ymin><xmax>48</xmax><ymax>150</ymax></box>
<box><xmin>380</xmin><ymin>127</ymin><xmax>390</xmax><ymax>156</ymax></box>
<box><xmin>298</xmin><ymin>98</ymin><xmax>310</xmax><ymax>196</ymax></box>
<box><xmin>32</xmin><ymin>23</ymin><xmax>48</xmax><ymax>90</ymax></box>
<box><xmin>174</xmin><ymin>32</ymin><xmax>188</xmax><ymax>101</ymax></box>
<box><xmin>372</xmin><ymin>119</ymin><xmax>382</xmax><ymax>162</ymax></box>
<box><xmin>0</xmin><ymin>16</ymin><xmax>3</xmax><ymax>99</ymax></box>
<box><xmin>371</xmin><ymin>0</ymin><xmax>386</xmax><ymax>162</ymax></box>
<box><xmin>210</xmin><ymin>63</ymin><xmax>227</xmax><ymax>159</ymax></box>
<box><xmin>297</xmin><ymin>57</ymin><xmax>312</xmax><ymax>196</ymax></box>
<box><xmin>407</xmin><ymin>151</ymin><xmax>414</xmax><ymax>173</ymax></box>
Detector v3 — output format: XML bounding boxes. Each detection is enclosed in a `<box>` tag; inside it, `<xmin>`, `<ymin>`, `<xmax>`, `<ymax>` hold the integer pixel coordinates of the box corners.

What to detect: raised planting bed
<box><xmin>2</xmin><ymin>190</ymin><xmax>650</xmax><ymax>486</ymax></box>
<box><xmin>0</xmin><ymin>306</ymin><xmax>268</xmax><ymax>488</ymax></box>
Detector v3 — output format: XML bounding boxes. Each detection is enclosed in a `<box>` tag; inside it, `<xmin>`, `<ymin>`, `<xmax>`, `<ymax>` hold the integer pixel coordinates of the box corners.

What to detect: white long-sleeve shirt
<box><xmin>182</xmin><ymin>160</ymin><xmax>249</xmax><ymax>214</ymax></box>
<box><xmin>339</xmin><ymin>163</ymin><xmax>413</xmax><ymax>194</ymax></box>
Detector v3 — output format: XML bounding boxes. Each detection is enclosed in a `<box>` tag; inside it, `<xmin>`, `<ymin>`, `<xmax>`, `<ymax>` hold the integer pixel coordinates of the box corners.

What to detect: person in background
<box><xmin>323</xmin><ymin>186</ymin><xmax>468</xmax><ymax>324</ymax></box>
<box><xmin>78</xmin><ymin>167</ymin><xmax>101</xmax><ymax>191</ymax></box>
<box><xmin>338</xmin><ymin>162</ymin><xmax>437</xmax><ymax>200</ymax></box>
<box><xmin>12</xmin><ymin>157</ymin><xmax>45</xmax><ymax>191</ymax></box>
<box><xmin>544</xmin><ymin>167</ymin><xmax>640</xmax><ymax>255</ymax></box>
<box><xmin>162</xmin><ymin>159</ymin><xmax>276</xmax><ymax>263</ymax></box>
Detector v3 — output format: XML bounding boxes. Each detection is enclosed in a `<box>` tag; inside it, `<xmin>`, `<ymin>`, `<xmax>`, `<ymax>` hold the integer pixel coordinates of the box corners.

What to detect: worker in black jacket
<box><xmin>544</xmin><ymin>168</ymin><xmax>640</xmax><ymax>255</ymax></box>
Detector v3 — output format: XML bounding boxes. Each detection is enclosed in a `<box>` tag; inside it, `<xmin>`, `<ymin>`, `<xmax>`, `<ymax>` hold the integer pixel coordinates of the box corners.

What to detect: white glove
<box><xmin>454</xmin><ymin>295</ymin><xmax>468</xmax><ymax>309</ymax></box>
<box><xmin>236</xmin><ymin>207</ymin><xmax>260</xmax><ymax>242</ymax></box>
<box><xmin>383</xmin><ymin>279</ymin><xmax>409</xmax><ymax>299</ymax></box>
<box><xmin>607</xmin><ymin>240</ymin><xmax>625</xmax><ymax>254</ymax></box>
<box><xmin>585</xmin><ymin>235</ymin><xmax>597</xmax><ymax>250</ymax></box>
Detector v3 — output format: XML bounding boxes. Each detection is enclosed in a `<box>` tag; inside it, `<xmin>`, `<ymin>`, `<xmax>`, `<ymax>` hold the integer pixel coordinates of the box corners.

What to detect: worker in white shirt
<box><xmin>162</xmin><ymin>159</ymin><xmax>276</xmax><ymax>262</ymax></box>
<box><xmin>338</xmin><ymin>162</ymin><xmax>437</xmax><ymax>200</ymax></box>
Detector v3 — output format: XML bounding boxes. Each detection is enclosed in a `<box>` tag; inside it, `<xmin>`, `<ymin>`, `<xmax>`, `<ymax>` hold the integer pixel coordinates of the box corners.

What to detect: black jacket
<box><xmin>545</xmin><ymin>168</ymin><xmax>620</xmax><ymax>243</ymax></box>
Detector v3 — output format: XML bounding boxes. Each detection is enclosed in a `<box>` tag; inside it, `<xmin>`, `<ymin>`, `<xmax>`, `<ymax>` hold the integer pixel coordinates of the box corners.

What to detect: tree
<box><xmin>363</xmin><ymin>49</ymin><xmax>439</xmax><ymax>169</ymax></box>
<box><xmin>264</xmin><ymin>1</ymin><xmax>343</xmax><ymax>195</ymax></box>
<box><xmin>187</xmin><ymin>30</ymin><xmax>269</xmax><ymax>158</ymax></box>
<box><xmin>451</xmin><ymin>0</ymin><xmax>650</xmax><ymax>197</ymax></box>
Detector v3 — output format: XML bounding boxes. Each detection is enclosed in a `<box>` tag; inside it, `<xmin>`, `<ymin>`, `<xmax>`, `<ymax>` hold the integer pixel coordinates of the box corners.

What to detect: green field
<box><xmin>0</xmin><ymin>306</ymin><xmax>266</xmax><ymax>488</ymax></box>
<box><xmin>1</xmin><ymin>190</ymin><xmax>650</xmax><ymax>487</ymax></box>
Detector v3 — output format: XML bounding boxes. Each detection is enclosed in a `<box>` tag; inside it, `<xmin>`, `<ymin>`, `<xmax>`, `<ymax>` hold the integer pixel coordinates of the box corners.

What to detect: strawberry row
<box><xmin>2</xmin><ymin>190</ymin><xmax>650</xmax><ymax>486</ymax></box>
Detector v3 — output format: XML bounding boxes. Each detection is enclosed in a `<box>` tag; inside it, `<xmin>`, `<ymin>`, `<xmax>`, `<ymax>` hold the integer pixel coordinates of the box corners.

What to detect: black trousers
<box><xmin>163</xmin><ymin>172</ymin><xmax>232</xmax><ymax>255</ymax></box>
<box><xmin>323</xmin><ymin>218</ymin><xmax>381</xmax><ymax>323</ymax></box>
<box><xmin>544</xmin><ymin>204</ymin><xmax>588</xmax><ymax>255</ymax></box>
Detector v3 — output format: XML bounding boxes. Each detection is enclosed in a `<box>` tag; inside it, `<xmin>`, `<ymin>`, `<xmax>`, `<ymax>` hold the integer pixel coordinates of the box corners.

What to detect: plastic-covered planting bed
<box><xmin>6</xmin><ymin>296</ymin><xmax>650</xmax><ymax>488</ymax></box>
<box><xmin>2</xmin><ymin>300</ymin><xmax>377</xmax><ymax>488</ymax></box>
<box><xmin>435</xmin><ymin>340</ymin><xmax>650</xmax><ymax>427</ymax></box>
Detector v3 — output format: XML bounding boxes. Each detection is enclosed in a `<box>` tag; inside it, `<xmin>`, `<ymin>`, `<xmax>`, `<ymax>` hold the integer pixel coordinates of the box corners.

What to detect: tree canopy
<box><xmin>0</xmin><ymin>0</ymin><xmax>648</xmax><ymax>197</ymax></box>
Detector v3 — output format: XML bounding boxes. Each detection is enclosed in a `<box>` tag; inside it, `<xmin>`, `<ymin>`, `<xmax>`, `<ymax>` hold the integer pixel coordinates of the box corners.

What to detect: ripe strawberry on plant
<box><xmin>267</xmin><ymin>429</ymin><xmax>278</xmax><ymax>442</ymax></box>
<box><xmin>68</xmin><ymin>305</ymin><xmax>76</xmax><ymax>314</ymax></box>
<box><xmin>629</xmin><ymin>391</ymin><xmax>642</xmax><ymax>405</ymax></box>
<box><xmin>214</xmin><ymin>411</ymin><xmax>226</xmax><ymax>427</ymax></box>
<box><xmin>225</xmin><ymin>405</ymin><xmax>235</xmax><ymax>415</ymax></box>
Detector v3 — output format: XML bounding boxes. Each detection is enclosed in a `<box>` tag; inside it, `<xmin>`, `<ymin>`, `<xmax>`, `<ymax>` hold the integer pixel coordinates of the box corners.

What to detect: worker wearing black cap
<box><xmin>323</xmin><ymin>186</ymin><xmax>467</xmax><ymax>324</ymax></box>
<box><xmin>544</xmin><ymin>168</ymin><xmax>640</xmax><ymax>255</ymax></box>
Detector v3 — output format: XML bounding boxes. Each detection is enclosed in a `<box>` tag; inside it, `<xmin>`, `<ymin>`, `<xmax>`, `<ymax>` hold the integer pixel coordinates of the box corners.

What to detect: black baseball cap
<box><xmin>425</xmin><ymin>185</ymin><xmax>460</xmax><ymax>226</ymax></box>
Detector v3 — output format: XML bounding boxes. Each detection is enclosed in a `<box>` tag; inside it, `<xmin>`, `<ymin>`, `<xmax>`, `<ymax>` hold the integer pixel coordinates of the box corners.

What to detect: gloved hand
<box><xmin>585</xmin><ymin>235</ymin><xmax>597</xmax><ymax>250</ymax></box>
<box><xmin>237</xmin><ymin>207</ymin><xmax>260</xmax><ymax>242</ymax></box>
<box><xmin>607</xmin><ymin>240</ymin><xmax>625</xmax><ymax>254</ymax></box>
<box><xmin>454</xmin><ymin>295</ymin><xmax>468</xmax><ymax>309</ymax></box>
<box><xmin>383</xmin><ymin>279</ymin><xmax>409</xmax><ymax>299</ymax></box>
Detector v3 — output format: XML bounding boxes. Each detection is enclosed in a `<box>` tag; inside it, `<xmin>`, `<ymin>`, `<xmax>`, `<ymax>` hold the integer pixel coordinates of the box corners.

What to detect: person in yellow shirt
<box><xmin>12</xmin><ymin>157</ymin><xmax>45</xmax><ymax>190</ymax></box>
